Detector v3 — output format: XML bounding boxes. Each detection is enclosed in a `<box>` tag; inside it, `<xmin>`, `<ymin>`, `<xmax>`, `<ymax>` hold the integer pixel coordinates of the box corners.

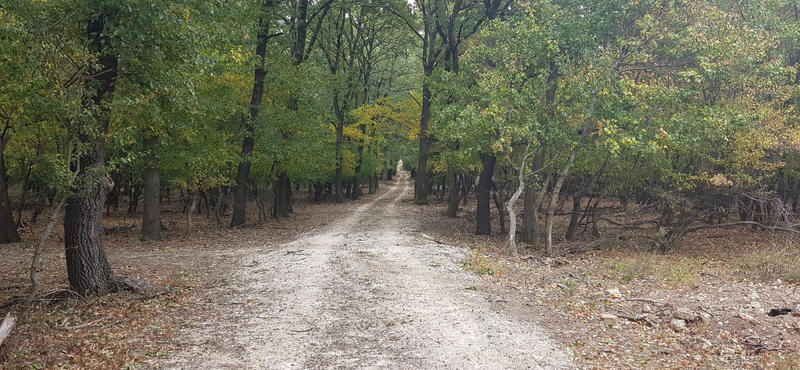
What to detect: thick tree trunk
<box><xmin>141</xmin><ymin>135</ymin><xmax>161</xmax><ymax>240</ymax></box>
<box><xmin>368</xmin><ymin>175</ymin><xmax>376</xmax><ymax>194</ymax></box>
<box><xmin>522</xmin><ymin>185</ymin><xmax>536</xmax><ymax>242</ymax></box>
<box><xmin>447</xmin><ymin>165</ymin><xmax>458</xmax><ymax>217</ymax></box>
<box><xmin>64</xmin><ymin>13</ymin><xmax>120</xmax><ymax>296</ymax></box>
<box><xmin>274</xmin><ymin>173</ymin><xmax>291</xmax><ymax>219</ymax></box>
<box><xmin>414</xmin><ymin>82</ymin><xmax>432</xmax><ymax>204</ymax></box>
<box><xmin>476</xmin><ymin>154</ymin><xmax>496</xmax><ymax>235</ymax></box>
<box><xmin>0</xmin><ymin>135</ymin><xmax>20</xmax><ymax>244</ymax></box>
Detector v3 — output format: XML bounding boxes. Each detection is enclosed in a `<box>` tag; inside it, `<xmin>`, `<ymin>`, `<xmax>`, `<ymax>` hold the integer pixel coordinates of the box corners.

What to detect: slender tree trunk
<box><xmin>566</xmin><ymin>195</ymin><xmax>583</xmax><ymax>240</ymax></box>
<box><xmin>187</xmin><ymin>192</ymin><xmax>197</xmax><ymax>233</ymax></box>
<box><xmin>544</xmin><ymin>153</ymin><xmax>575</xmax><ymax>255</ymax></box>
<box><xmin>141</xmin><ymin>135</ymin><xmax>161</xmax><ymax>240</ymax></box>
<box><xmin>544</xmin><ymin>96</ymin><xmax>597</xmax><ymax>255</ymax></box>
<box><xmin>382</xmin><ymin>145</ymin><xmax>389</xmax><ymax>181</ymax></box>
<box><xmin>0</xmin><ymin>135</ymin><xmax>20</xmax><ymax>244</ymax></box>
<box><xmin>334</xmin><ymin>99</ymin><xmax>345</xmax><ymax>203</ymax></box>
<box><xmin>16</xmin><ymin>159</ymin><xmax>33</xmax><ymax>228</ymax></box>
<box><xmin>64</xmin><ymin>13</ymin><xmax>120</xmax><ymax>295</ymax></box>
<box><xmin>447</xmin><ymin>165</ymin><xmax>458</xmax><ymax>217</ymax></box>
<box><xmin>507</xmin><ymin>159</ymin><xmax>527</xmax><ymax>254</ymax></box>
<box><xmin>25</xmin><ymin>197</ymin><xmax>65</xmax><ymax>309</ymax></box>
<box><xmin>476</xmin><ymin>154</ymin><xmax>496</xmax><ymax>235</ymax></box>
<box><xmin>232</xmin><ymin>15</ymin><xmax>270</xmax><ymax>228</ymax></box>
<box><xmin>352</xmin><ymin>126</ymin><xmax>366</xmax><ymax>201</ymax></box>
<box><xmin>493</xmin><ymin>186</ymin><xmax>506</xmax><ymax>234</ymax></box>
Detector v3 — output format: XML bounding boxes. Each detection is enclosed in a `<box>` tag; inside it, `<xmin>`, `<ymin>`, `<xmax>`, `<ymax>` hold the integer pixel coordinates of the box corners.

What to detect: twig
<box><xmin>289</xmin><ymin>326</ymin><xmax>316</xmax><ymax>333</ymax></box>
<box><xmin>136</xmin><ymin>288</ymin><xmax>179</xmax><ymax>301</ymax></box>
<box><xmin>614</xmin><ymin>312</ymin><xmax>657</xmax><ymax>327</ymax></box>
<box><xmin>625</xmin><ymin>297</ymin><xmax>664</xmax><ymax>305</ymax></box>
<box><xmin>56</xmin><ymin>316</ymin><xmax>113</xmax><ymax>331</ymax></box>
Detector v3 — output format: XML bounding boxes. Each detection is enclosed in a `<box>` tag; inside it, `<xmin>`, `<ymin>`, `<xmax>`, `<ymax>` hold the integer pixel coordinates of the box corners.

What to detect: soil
<box><xmin>149</xmin><ymin>171</ymin><xmax>572</xmax><ymax>369</ymax></box>
<box><xmin>2</xmin><ymin>170</ymin><xmax>800</xmax><ymax>369</ymax></box>
<box><xmin>413</xmin><ymin>193</ymin><xmax>800</xmax><ymax>370</ymax></box>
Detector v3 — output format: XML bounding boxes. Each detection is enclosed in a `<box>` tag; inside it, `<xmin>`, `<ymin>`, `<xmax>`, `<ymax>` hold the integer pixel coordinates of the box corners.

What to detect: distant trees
<box><xmin>3</xmin><ymin>0</ymin><xmax>800</xmax><ymax>297</ymax></box>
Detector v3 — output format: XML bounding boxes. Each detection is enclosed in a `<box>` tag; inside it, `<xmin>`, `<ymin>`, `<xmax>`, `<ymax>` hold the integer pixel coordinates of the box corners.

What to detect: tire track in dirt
<box><xmin>153</xmin><ymin>170</ymin><xmax>573</xmax><ymax>369</ymax></box>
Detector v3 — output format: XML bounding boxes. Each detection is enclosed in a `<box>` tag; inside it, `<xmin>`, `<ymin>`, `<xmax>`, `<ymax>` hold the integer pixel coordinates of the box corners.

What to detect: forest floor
<box><xmin>414</xmin><ymin>195</ymin><xmax>800</xmax><ymax>369</ymax></box>
<box><xmin>1</xmin><ymin>172</ymin><xmax>799</xmax><ymax>369</ymax></box>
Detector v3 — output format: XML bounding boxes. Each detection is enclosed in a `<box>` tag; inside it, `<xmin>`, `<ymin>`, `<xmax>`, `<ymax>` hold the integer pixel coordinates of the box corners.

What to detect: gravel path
<box><xmin>154</xmin><ymin>170</ymin><xmax>573</xmax><ymax>369</ymax></box>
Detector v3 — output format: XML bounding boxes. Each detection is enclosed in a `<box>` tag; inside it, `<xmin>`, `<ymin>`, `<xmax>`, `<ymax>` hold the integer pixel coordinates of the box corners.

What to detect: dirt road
<box><xmin>154</xmin><ymin>171</ymin><xmax>573</xmax><ymax>369</ymax></box>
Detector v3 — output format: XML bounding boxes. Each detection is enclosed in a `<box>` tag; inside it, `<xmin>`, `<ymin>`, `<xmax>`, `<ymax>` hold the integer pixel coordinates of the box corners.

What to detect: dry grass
<box><xmin>461</xmin><ymin>246</ymin><xmax>502</xmax><ymax>277</ymax></box>
<box><xmin>608</xmin><ymin>253</ymin><xmax>703</xmax><ymax>286</ymax></box>
<box><xmin>739</xmin><ymin>243</ymin><xmax>800</xmax><ymax>282</ymax></box>
<box><xmin>763</xmin><ymin>353</ymin><xmax>800</xmax><ymax>370</ymax></box>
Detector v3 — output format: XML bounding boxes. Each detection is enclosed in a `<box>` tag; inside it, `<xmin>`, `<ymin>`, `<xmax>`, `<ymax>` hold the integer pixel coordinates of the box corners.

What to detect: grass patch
<box><xmin>461</xmin><ymin>246</ymin><xmax>501</xmax><ymax>276</ymax></box>
<box><xmin>761</xmin><ymin>353</ymin><xmax>800</xmax><ymax>370</ymax></box>
<box><xmin>609</xmin><ymin>253</ymin><xmax>702</xmax><ymax>286</ymax></box>
<box><xmin>739</xmin><ymin>244</ymin><xmax>800</xmax><ymax>282</ymax></box>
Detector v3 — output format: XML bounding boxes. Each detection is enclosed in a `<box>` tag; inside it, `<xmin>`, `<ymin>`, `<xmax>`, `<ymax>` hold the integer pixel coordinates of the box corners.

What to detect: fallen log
<box><xmin>0</xmin><ymin>313</ymin><xmax>16</xmax><ymax>348</ymax></box>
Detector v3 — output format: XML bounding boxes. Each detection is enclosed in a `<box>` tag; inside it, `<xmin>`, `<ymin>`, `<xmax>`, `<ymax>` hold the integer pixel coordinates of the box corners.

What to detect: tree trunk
<box><xmin>274</xmin><ymin>173</ymin><xmax>291</xmax><ymax>219</ymax></box>
<box><xmin>382</xmin><ymin>145</ymin><xmax>389</xmax><ymax>181</ymax></box>
<box><xmin>127</xmin><ymin>183</ymin><xmax>141</xmax><ymax>214</ymax></box>
<box><xmin>25</xmin><ymin>197</ymin><xmax>65</xmax><ymax>309</ymax></box>
<box><xmin>187</xmin><ymin>192</ymin><xmax>197</xmax><ymax>233</ymax></box>
<box><xmin>447</xmin><ymin>165</ymin><xmax>458</xmax><ymax>217</ymax></box>
<box><xmin>0</xmin><ymin>135</ymin><xmax>20</xmax><ymax>244</ymax></box>
<box><xmin>141</xmin><ymin>135</ymin><xmax>161</xmax><ymax>241</ymax></box>
<box><xmin>64</xmin><ymin>13</ymin><xmax>120</xmax><ymax>296</ymax></box>
<box><xmin>232</xmin><ymin>15</ymin><xmax>270</xmax><ymax>228</ymax></box>
<box><xmin>414</xmin><ymin>82</ymin><xmax>432</xmax><ymax>204</ymax></box>
<box><xmin>507</xmin><ymin>162</ymin><xmax>527</xmax><ymax>255</ymax></box>
<box><xmin>493</xmin><ymin>186</ymin><xmax>506</xmax><ymax>234</ymax></box>
<box><xmin>335</xmin><ymin>123</ymin><xmax>344</xmax><ymax>203</ymax></box>
<box><xmin>522</xmin><ymin>185</ymin><xmax>536</xmax><ymax>243</ymax></box>
<box><xmin>476</xmin><ymin>154</ymin><xmax>496</xmax><ymax>235</ymax></box>
<box><xmin>522</xmin><ymin>150</ymin><xmax>544</xmax><ymax>243</ymax></box>
<box><xmin>368</xmin><ymin>175</ymin><xmax>376</xmax><ymax>194</ymax></box>
<box><xmin>566</xmin><ymin>195</ymin><xmax>582</xmax><ymax>241</ymax></box>
<box><xmin>544</xmin><ymin>154</ymin><xmax>574</xmax><ymax>256</ymax></box>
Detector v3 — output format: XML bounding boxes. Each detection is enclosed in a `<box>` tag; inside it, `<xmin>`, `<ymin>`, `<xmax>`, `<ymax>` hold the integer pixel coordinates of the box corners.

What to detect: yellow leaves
<box><xmin>708</xmin><ymin>173</ymin><xmax>733</xmax><ymax>188</ymax></box>
<box><xmin>229</xmin><ymin>48</ymin><xmax>248</xmax><ymax>63</ymax></box>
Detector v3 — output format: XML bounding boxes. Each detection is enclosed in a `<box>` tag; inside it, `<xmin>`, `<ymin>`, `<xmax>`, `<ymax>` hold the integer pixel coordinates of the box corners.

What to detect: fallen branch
<box><xmin>0</xmin><ymin>313</ymin><xmax>16</xmax><ymax>348</ymax></box>
<box><xmin>686</xmin><ymin>221</ymin><xmax>800</xmax><ymax>233</ymax></box>
<box><xmin>598</xmin><ymin>217</ymin><xmax>658</xmax><ymax>228</ymax></box>
<box><xmin>56</xmin><ymin>316</ymin><xmax>112</xmax><ymax>331</ymax></box>
<box><xmin>614</xmin><ymin>312</ymin><xmax>657</xmax><ymax>327</ymax></box>
<box><xmin>625</xmin><ymin>297</ymin><xmax>664</xmax><ymax>305</ymax></box>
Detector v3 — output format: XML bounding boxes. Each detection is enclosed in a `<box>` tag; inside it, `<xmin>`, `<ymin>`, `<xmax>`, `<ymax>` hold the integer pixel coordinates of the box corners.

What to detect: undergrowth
<box><xmin>462</xmin><ymin>246</ymin><xmax>501</xmax><ymax>276</ymax></box>
<box><xmin>739</xmin><ymin>243</ymin><xmax>800</xmax><ymax>282</ymax></box>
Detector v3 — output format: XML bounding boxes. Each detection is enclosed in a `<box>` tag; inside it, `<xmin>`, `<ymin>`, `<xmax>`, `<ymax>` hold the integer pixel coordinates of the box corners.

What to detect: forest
<box><xmin>2</xmin><ymin>0</ymin><xmax>800</xmax><ymax>369</ymax></box>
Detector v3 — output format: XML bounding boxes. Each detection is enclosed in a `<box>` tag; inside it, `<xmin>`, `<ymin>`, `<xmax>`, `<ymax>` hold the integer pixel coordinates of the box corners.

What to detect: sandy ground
<box><xmin>150</xmin><ymin>170</ymin><xmax>573</xmax><ymax>369</ymax></box>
